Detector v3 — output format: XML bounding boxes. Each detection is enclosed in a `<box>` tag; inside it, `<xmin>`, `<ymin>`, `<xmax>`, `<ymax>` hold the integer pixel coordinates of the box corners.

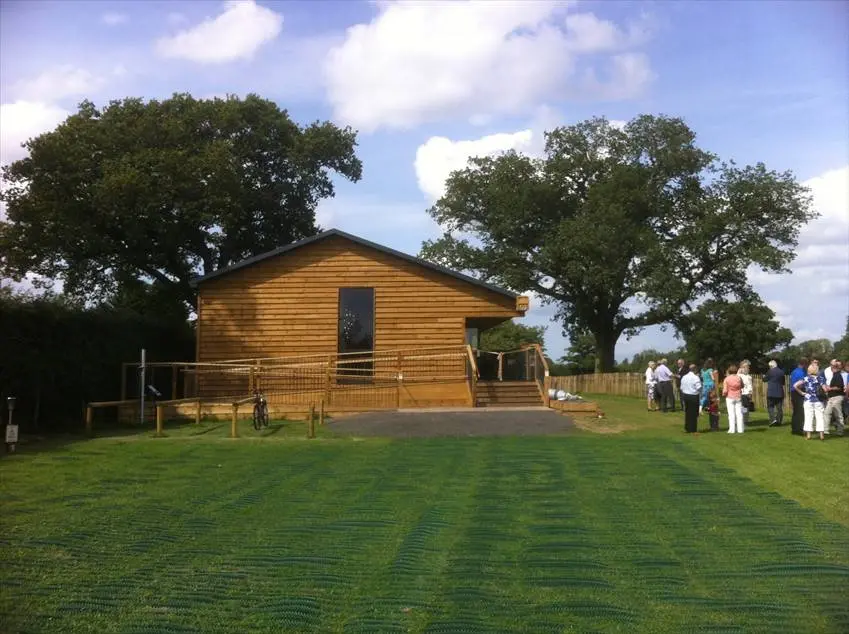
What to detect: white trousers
<box><xmin>803</xmin><ymin>400</ymin><xmax>825</xmax><ymax>433</ymax></box>
<box><xmin>726</xmin><ymin>398</ymin><xmax>744</xmax><ymax>433</ymax></box>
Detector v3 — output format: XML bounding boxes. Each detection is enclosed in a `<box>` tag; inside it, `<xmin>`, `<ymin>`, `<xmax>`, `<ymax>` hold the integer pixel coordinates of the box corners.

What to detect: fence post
<box><xmin>231</xmin><ymin>403</ymin><xmax>239</xmax><ymax>438</ymax></box>
<box><xmin>308</xmin><ymin>403</ymin><xmax>316</xmax><ymax>439</ymax></box>
<box><xmin>325</xmin><ymin>356</ymin><xmax>333</xmax><ymax>406</ymax></box>
<box><xmin>396</xmin><ymin>352</ymin><xmax>403</xmax><ymax>409</ymax></box>
<box><xmin>120</xmin><ymin>364</ymin><xmax>128</xmax><ymax>402</ymax></box>
<box><xmin>195</xmin><ymin>399</ymin><xmax>201</xmax><ymax>424</ymax></box>
<box><xmin>319</xmin><ymin>399</ymin><xmax>325</xmax><ymax>426</ymax></box>
<box><xmin>85</xmin><ymin>406</ymin><xmax>93</xmax><ymax>436</ymax></box>
<box><xmin>155</xmin><ymin>405</ymin><xmax>164</xmax><ymax>437</ymax></box>
<box><xmin>498</xmin><ymin>353</ymin><xmax>503</xmax><ymax>381</ymax></box>
<box><xmin>171</xmin><ymin>366</ymin><xmax>178</xmax><ymax>401</ymax></box>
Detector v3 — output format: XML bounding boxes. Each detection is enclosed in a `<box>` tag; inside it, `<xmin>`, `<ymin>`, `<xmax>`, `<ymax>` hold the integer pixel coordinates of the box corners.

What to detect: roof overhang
<box><xmin>189</xmin><ymin>228</ymin><xmax>520</xmax><ymax>301</ymax></box>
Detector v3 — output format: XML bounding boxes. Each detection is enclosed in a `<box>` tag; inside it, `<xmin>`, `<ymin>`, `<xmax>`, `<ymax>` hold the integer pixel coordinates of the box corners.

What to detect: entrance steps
<box><xmin>476</xmin><ymin>381</ymin><xmax>544</xmax><ymax>407</ymax></box>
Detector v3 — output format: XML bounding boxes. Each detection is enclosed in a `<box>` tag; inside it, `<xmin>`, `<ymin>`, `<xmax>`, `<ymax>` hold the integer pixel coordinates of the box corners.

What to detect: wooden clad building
<box><xmin>189</xmin><ymin>229</ymin><xmax>530</xmax><ymax>410</ymax></box>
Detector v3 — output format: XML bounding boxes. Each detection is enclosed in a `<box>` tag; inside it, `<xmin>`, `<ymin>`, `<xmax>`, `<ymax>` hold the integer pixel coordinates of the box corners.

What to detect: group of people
<box><xmin>644</xmin><ymin>357</ymin><xmax>849</xmax><ymax>439</ymax></box>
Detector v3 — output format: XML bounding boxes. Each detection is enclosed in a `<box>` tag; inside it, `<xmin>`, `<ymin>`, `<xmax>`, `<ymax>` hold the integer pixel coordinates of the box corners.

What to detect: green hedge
<box><xmin>0</xmin><ymin>294</ymin><xmax>194</xmax><ymax>433</ymax></box>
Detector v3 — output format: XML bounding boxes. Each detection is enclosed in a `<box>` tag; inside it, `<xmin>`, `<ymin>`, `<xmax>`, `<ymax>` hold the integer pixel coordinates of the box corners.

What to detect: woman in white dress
<box><xmin>738</xmin><ymin>360</ymin><xmax>754</xmax><ymax>425</ymax></box>
<box><xmin>645</xmin><ymin>361</ymin><xmax>658</xmax><ymax>411</ymax></box>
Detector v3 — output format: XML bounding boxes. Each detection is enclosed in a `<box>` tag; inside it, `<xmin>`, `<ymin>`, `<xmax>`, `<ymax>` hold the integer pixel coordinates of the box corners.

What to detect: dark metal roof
<box><xmin>189</xmin><ymin>228</ymin><xmax>519</xmax><ymax>299</ymax></box>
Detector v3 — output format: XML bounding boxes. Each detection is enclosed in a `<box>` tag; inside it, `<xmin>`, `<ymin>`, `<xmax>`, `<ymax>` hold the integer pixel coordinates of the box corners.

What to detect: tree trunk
<box><xmin>593</xmin><ymin>332</ymin><xmax>617</xmax><ymax>374</ymax></box>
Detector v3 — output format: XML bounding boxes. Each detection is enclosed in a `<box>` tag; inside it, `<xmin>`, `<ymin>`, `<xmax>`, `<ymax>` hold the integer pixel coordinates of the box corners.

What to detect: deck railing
<box><xmin>121</xmin><ymin>345</ymin><xmax>471</xmax><ymax>411</ymax></box>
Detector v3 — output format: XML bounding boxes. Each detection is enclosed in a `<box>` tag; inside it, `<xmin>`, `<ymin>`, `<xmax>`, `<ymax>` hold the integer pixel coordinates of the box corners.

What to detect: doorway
<box><xmin>338</xmin><ymin>287</ymin><xmax>375</xmax><ymax>383</ymax></box>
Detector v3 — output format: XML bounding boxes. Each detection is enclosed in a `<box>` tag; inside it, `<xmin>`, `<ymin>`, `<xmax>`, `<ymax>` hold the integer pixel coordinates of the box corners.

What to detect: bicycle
<box><xmin>252</xmin><ymin>389</ymin><xmax>269</xmax><ymax>431</ymax></box>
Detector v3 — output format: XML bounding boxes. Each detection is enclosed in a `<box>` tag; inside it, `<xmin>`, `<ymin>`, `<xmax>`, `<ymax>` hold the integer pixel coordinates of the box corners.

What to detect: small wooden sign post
<box><xmin>6</xmin><ymin>397</ymin><xmax>18</xmax><ymax>453</ymax></box>
<box><xmin>231</xmin><ymin>403</ymin><xmax>239</xmax><ymax>439</ymax></box>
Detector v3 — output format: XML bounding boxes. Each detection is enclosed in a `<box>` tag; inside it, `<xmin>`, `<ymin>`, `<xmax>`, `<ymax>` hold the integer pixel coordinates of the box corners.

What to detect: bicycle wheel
<box><xmin>261</xmin><ymin>404</ymin><xmax>269</xmax><ymax>428</ymax></box>
<box><xmin>253</xmin><ymin>403</ymin><xmax>262</xmax><ymax>431</ymax></box>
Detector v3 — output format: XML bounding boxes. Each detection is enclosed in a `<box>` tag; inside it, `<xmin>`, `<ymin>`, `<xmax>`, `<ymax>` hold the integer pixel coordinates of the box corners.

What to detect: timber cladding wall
<box><xmin>196</xmin><ymin>235</ymin><xmax>519</xmax><ymax>363</ymax></box>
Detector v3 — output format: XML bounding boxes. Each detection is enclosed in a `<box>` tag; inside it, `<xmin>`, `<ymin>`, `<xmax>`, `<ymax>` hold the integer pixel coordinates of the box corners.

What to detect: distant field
<box><xmin>1</xmin><ymin>396</ymin><xmax>847</xmax><ymax>633</ymax></box>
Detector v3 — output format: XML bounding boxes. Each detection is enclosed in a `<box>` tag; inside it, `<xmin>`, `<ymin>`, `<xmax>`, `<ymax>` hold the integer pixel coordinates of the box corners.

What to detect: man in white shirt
<box><xmin>680</xmin><ymin>364</ymin><xmax>702</xmax><ymax>433</ymax></box>
<box><xmin>654</xmin><ymin>358</ymin><xmax>674</xmax><ymax>413</ymax></box>
<box><xmin>822</xmin><ymin>359</ymin><xmax>847</xmax><ymax>436</ymax></box>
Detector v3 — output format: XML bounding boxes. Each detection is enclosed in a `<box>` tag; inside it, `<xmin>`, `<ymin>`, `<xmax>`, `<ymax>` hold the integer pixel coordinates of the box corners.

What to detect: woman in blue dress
<box><xmin>700</xmin><ymin>358</ymin><xmax>718</xmax><ymax>413</ymax></box>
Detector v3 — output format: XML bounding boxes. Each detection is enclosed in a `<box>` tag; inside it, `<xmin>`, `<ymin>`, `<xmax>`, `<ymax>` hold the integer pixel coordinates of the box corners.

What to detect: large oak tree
<box><xmin>419</xmin><ymin>115</ymin><xmax>814</xmax><ymax>372</ymax></box>
<box><xmin>0</xmin><ymin>93</ymin><xmax>362</xmax><ymax>313</ymax></box>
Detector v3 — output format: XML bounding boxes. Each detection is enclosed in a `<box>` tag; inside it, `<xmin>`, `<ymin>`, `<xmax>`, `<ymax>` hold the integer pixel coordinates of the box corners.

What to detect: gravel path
<box><xmin>326</xmin><ymin>407</ymin><xmax>575</xmax><ymax>438</ymax></box>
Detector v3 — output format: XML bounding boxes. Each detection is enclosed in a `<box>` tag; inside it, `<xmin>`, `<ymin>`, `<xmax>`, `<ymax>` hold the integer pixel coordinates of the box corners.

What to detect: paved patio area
<box><xmin>326</xmin><ymin>407</ymin><xmax>576</xmax><ymax>438</ymax></box>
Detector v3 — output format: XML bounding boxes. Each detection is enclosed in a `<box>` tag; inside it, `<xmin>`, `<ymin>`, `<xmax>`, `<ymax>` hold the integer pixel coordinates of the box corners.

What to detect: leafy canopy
<box><xmin>478</xmin><ymin>320</ymin><xmax>546</xmax><ymax>352</ymax></box>
<box><xmin>420</xmin><ymin>115</ymin><xmax>814</xmax><ymax>371</ymax></box>
<box><xmin>832</xmin><ymin>317</ymin><xmax>849</xmax><ymax>361</ymax></box>
<box><xmin>677</xmin><ymin>299</ymin><xmax>793</xmax><ymax>373</ymax></box>
<box><xmin>0</xmin><ymin>93</ymin><xmax>362</xmax><ymax>311</ymax></box>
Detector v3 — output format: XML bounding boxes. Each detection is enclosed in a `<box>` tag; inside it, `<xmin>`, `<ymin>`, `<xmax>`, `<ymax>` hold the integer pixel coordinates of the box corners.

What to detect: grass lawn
<box><xmin>1</xmin><ymin>397</ymin><xmax>847</xmax><ymax>633</ymax></box>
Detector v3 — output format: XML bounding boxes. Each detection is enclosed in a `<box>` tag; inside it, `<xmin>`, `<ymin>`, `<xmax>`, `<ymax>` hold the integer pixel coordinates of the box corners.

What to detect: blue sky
<box><xmin>1</xmin><ymin>0</ymin><xmax>847</xmax><ymax>361</ymax></box>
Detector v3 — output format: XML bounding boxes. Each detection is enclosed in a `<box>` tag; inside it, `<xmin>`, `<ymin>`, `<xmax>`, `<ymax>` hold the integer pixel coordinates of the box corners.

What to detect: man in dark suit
<box><xmin>788</xmin><ymin>357</ymin><xmax>808</xmax><ymax>435</ymax></box>
<box><xmin>674</xmin><ymin>358</ymin><xmax>687</xmax><ymax>413</ymax></box>
<box><xmin>762</xmin><ymin>359</ymin><xmax>786</xmax><ymax>427</ymax></box>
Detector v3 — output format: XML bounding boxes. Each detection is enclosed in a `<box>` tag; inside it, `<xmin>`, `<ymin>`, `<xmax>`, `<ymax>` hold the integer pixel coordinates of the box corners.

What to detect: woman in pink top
<box><xmin>722</xmin><ymin>364</ymin><xmax>745</xmax><ymax>433</ymax></box>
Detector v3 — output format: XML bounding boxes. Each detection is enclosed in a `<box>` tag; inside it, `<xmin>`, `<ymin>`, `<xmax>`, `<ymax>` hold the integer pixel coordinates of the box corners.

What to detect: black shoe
<box><xmin>769</xmin><ymin>421</ymin><xmax>780</xmax><ymax>427</ymax></box>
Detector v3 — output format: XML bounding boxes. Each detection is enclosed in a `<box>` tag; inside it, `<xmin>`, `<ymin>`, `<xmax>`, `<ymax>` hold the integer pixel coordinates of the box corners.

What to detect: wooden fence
<box><xmin>549</xmin><ymin>373</ymin><xmax>777</xmax><ymax>412</ymax></box>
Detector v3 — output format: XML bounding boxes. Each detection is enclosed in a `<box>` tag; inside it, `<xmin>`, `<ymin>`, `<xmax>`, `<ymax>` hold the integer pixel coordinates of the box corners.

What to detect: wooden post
<box><xmin>308</xmin><ymin>403</ymin><xmax>316</xmax><ymax>439</ymax></box>
<box><xmin>120</xmin><ymin>363</ymin><xmax>128</xmax><ymax>402</ymax></box>
<box><xmin>195</xmin><ymin>399</ymin><xmax>201</xmax><ymax>424</ymax></box>
<box><xmin>498</xmin><ymin>353</ymin><xmax>504</xmax><ymax>381</ymax></box>
<box><xmin>155</xmin><ymin>405</ymin><xmax>164</xmax><ymax>437</ymax></box>
<box><xmin>231</xmin><ymin>403</ymin><xmax>239</xmax><ymax>438</ymax></box>
<box><xmin>396</xmin><ymin>352</ymin><xmax>403</xmax><ymax>409</ymax></box>
<box><xmin>325</xmin><ymin>356</ymin><xmax>333</xmax><ymax>406</ymax></box>
<box><xmin>85</xmin><ymin>406</ymin><xmax>93</xmax><ymax>435</ymax></box>
<box><xmin>319</xmin><ymin>399</ymin><xmax>325</xmax><ymax>426</ymax></box>
<box><xmin>171</xmin><ymin>365</ymin><xmax>178</xmax><ymax>401</ymax></box>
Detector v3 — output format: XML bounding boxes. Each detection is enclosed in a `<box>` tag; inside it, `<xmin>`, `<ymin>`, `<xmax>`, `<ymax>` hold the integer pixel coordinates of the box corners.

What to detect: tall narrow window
<box><xmin>338</xmin><ymin>288</ymin><xmax>374</xmax><ymax>382</ymax></box>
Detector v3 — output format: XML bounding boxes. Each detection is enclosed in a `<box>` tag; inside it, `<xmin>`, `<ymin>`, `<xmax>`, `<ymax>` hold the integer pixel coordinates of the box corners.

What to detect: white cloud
<box><xmin>0</xmin><ymin>101</ymin><xmax>69</xmax><ymax>166</ymax></box>
<box><xmin>563</xmin><ymin>12</ymin><xmax>651</xmax><ymax>53</ymax></box>
<box><xmin>11</xmin><ymin>66</ymin><xmax>104</xmax><ymax>102</ymax></box>
<box><xmin>785</xmin><ymin>166</ymin><xmax>849</xmax><ymax>274</ymax></box>
<box><xmin>747</xmin><ymin>265</ymin><xmax>783</xmax><ymax>286</ymax></box>
<box><xmin>804</xmin><ymin>166</ymin><xmax>849</xmax><ymax>222</ymax></box>
<box><xmin>101</xmin><ymin>12</ymin><xmax>128</xmax><ymax>26</ymax></box>
<box><xmin>766</xmin><ymin>299</ymin><xmax>794</xmax><ymax>328</ymax></box>
<box><xmin>316</xmin><ymin>195</ymin><xmax>435</xmax><ymax>233</ymax></box>
<box><xmin>415</xmin><ymin>130</ymin><xmax>534</xmax><ymax>201</ymax></box>
<box><xmin>791</xmin><ymin>243</ymin><xmax>848</xmax><ymax>269</ymax></box>
<box><xmin>156</xmin><ymin>0</ymin><xmax>283</xmax><ymax>64</ymax></box>
<box><xmin>325</xmin><ymin>1</ymin><xmax>653</xmax><ymax>132</ymax></box>
<box><xmin>793</xmin><ymin>327</ymin><xmax>832</xmax><ymax>343</ymax></box>
<box><xmin>167</xmin><ymin>12</ymin><xmax>188</xmax><ymax>26</ymax></box>
<box><xmin>818</xmin><ymin>278</ymin><xmax>849</xmax><ymax>295</ymax></box>
<box><xmin>581</xmin><ymin>53</ymin><xmax>655</xmax><ymax>101</ymax></box>
<box><xmin>746</xmin><ymin>164</ymin><xmax>849</xmax><ymax>346</ymax></box>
